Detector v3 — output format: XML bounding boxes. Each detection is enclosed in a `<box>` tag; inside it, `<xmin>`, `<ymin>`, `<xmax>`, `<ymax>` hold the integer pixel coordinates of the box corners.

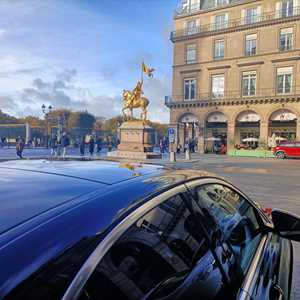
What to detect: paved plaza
<box><xmin>1</xmin><ymin>149</ymin><xmax>299</xmax><ymax>298</ymax></box>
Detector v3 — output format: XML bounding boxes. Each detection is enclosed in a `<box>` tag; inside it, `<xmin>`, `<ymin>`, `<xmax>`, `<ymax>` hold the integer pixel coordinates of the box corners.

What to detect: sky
<box><xmin>0</xmin><ymin>0</ymin><xmax>179</xmax><ymax>123</ymax></box>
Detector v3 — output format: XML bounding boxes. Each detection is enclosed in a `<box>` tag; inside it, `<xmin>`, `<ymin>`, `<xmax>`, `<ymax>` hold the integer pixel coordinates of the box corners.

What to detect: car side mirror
<box><xmin>272</xmin><ymin>209</ymin><xmax>300</xmax><ymax>242</ymax></box>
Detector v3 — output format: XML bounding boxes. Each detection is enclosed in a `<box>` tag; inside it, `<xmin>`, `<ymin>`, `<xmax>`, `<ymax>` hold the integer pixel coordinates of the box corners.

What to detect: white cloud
<box><xmin>0</xmin><ymin>0</ymin><xmax>172</xmax><ymax>124</ymax></box>
<box><xmin>0</xmin><ymin>29</ymin><xmax>5</xmax><ymax>37</ymax></box>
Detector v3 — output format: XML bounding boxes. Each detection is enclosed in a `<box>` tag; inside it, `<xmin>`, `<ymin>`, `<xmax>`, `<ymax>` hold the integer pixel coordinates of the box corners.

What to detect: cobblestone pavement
<box><xmin>1</xmin><ymin>150</ymin><xmax>299</xmax><ymax>298</ymax></box>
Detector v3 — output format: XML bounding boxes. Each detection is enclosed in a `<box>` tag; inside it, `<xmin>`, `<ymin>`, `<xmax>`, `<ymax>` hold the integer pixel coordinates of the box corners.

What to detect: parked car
<box><xmin>273</xmin><ymin>141</ymin><xmax>300</xmax><ymax>159</ymax></box>
<box><xmin>0</xmin><ymin>160</ymin><xmax>298</xmax><ymax>300</ymax></box>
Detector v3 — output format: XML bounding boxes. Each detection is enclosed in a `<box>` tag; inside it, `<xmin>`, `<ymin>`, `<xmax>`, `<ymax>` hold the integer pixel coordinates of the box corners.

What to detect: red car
<box><xmin>273</xmin><ymin>141</ymin><xmax>300</xmax><ymax>159</ymax></box>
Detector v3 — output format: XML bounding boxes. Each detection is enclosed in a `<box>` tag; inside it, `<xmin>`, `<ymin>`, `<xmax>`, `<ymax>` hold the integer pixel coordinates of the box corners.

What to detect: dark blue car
<box><xmin>0</xmin><ymin>160</ymin><xmax>299</xmax><ymax>300</ymax></box>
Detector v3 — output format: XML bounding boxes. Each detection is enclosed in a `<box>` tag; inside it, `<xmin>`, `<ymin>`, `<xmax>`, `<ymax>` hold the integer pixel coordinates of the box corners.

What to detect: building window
<box><xmin>282</xmin><ymin>0</ymin><xmax>294</xmax><ymax>17</ymax></box>
<box><xmin>242</xmin><ymin>72</ymin><xmax>256</xmax><ymax>96</ymax></box>
<box><xmin>185</xmin><ymin>19</ymin><xmax>199</xmax><ymax>35</ymax></box>
<box><xmin>277</xmin><ymin>67</ymin><xmax>293</xmax><ymax>94</ymax></box>
<box><xmin>186</xmin><ymin>44</ymin><xmax>196</xmax><ymax>64</ymax></box>
<box><xmin>190</xmin><ymin>0</ymin><xmax>200</xmax><ymax>12</ymax></box>
<box><xmin>279</xmin><ymin>27</ymin><xmax>293</xmax><ymax>51</ymax></box>
<box><xmin>242</xmin><ymin>7</ymin><xmax>261</xmax><ymax>24</ymax></box>
<box><xmin>214</xmin><ymin>14</ymin><xmax>228</xmax><ymax>30</ymax></box>
<box><xmin>214</xmin><ymin>39</ymin><xmax>224</xmax><ymax>60</ymax></box>
<box><xmin>184</xmin><ymin>79</ymin><xmax>196</xmax><ymax>100</ymax></box>
<box><xmin>245</xmin><ymin>34</ymin><xmax>257</xmax><ymax>56</ymax></box>
<box><xmin>211</xmin><ymin>74</ymin><xmax>225</xmax><ymax>98</ymax></box>
<box><xmin>215</xmin><ymin>0</ymin><xmax>229</xmax><ymax>6</ymax></box>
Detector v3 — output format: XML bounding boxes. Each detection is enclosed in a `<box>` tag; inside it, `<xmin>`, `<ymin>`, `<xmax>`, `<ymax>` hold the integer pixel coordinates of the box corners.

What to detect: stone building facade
<box><xmin>166</xmin><ymin>0</ymin><xmax>300</xmax><ymax>152</ymax></box>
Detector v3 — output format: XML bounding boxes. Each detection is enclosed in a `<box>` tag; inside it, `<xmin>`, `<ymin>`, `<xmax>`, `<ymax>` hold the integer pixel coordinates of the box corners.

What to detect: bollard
<box><xmin>170</xmin><ymin>151</ymin><xmax>176</xmax><ymax>162</ymax></box>
<box><xmin>185</xmin><ymin>149</ymin><xmax>191</xmax><ymax>160</ymax></box>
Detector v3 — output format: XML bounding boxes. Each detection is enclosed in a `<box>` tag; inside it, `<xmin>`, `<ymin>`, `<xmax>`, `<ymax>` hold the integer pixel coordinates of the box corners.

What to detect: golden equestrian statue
<box><xmin>122</xmin><ymin>62</ymin><xmax>154</xmax><ymax>121</ymax></box>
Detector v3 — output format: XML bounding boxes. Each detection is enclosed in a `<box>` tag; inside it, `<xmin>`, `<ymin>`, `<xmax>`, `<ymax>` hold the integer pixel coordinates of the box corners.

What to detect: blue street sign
<box><xmin>168</xmin><ymin>128</ymin><xmax>176</xmax><ymax>143</ymax></box>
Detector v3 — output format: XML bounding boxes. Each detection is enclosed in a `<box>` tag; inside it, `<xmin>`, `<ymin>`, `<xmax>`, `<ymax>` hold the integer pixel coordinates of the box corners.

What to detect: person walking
<box><xmin>80</xmin><ymin>136</ymin><xmax>85</xmax><ymax>156</ymax></box>
<box><xmin>89</xmin><ymin>136</ymin><xmax>95</xmax><ymax>156</ymax></box>
<box><xmin>96</xmin><ymin>137</ymin><xmax>102</xmax><ymax>154</ymax></box>
<box><xmin>159</xmin><ymin>139</ymin><xmax>164</xmax><ymax>153</ymax></box>
<box><xmin>61</xmin><ymin>133</ymin><xmax>70</xmax><ymax>158</ymax></box>
<box><xmin>49</xmin><ymin>135</ymin><xmax>58</xmax><ymax>156</ymax></box>
<box><xmin>16</xmin><ymin>136</ymin><xmax>25</xmax><ymax>159</ymax></box>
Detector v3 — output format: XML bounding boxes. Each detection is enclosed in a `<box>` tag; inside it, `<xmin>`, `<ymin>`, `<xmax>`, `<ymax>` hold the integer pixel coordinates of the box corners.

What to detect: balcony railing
<box><xmin>175</xmin><ymin>0</ymin><xmax>241</xmax><ymax>17</ymax></box>
<box><xmin>165</xmin><ymin>87</ymin><xmax>300</xmax><ymax>106</ymax></box>
<box><xmin>171</xmin><ymin>7</ymin><xmax>300</xmax><ymax>41</ymax></box>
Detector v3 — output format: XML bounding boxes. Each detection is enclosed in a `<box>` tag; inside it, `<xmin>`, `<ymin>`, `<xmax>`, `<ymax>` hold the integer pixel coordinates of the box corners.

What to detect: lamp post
<box><xmin>41</xmin><ymin>104</ymin><xmax>53</xmax><ymax>148</ymax></box>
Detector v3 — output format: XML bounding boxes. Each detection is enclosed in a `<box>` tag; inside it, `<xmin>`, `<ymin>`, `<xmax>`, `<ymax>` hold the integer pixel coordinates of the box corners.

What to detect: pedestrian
<box><xmin>49</xmin><ymin>135</ymin><xmax>58</xmax><ymax>156</ymax></box>
<box><xmin>80</xmin><ymin>136</ymin><xmax>85</xmax><ymax>156</ymax></box>
<box><xmin>176</xmin><ymin>144</ymin><xmax>182</xmax><ymax>154</ymax></box>
<box><xmin>184</xmin><ymin>139</ymin><xmax>189</xmax><ymax>153</ymax></box>
<box><xmin>61</xmin><ymin>133</ymin><xmax>70</xmax><ymax>158</ymax></box>
<box><xmin>89</xmin><ymin>136</ymin><xmax>95</xmax><ymax>156</ymax></box>
<box><xmin>159</xmin><ymin>139</ymin><xmax>164</xmax><ymax>153</ymax></box>
<box><xmin>16</xmin><ymin>136</ymin><xmax>25</xmax><ymax>159</ymax></box>
<box><xmin>107</xmin><ymin>137</ymin><xmax>112</xmax><ymax>152</ymax></box>
<box><xmin>96</xmin><ymin>137</ymin><xmax>102</xmax><ymax>154</ymax></box>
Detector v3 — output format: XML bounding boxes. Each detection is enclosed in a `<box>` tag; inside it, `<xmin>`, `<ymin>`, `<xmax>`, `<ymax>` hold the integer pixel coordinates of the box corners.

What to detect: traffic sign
<box><xmin>168</xmin><ymin>128</ymin><xmax>176</xmax><ymax>143</ymax></box>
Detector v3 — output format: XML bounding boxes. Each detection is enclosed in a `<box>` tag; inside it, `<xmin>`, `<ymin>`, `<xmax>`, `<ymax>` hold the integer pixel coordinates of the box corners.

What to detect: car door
<box><xmin>295</xmin><ymin>142</ymin><xmax>300</xmax><ymax>157</ymax></box>
<box><xmin>70</xmin><ymin>185</ymin><xmax>230</xmax><ymax>300</ymax></box>
<box><xmin>238</xmin><ymin>232</ymin><xmax>292</xmax><ymax>300</ymax></box>
<box><xmin>284</xmin><ymin>143</ymin><xmax>295</xmax><ymax>157</ymax></box>
<box><xmin>185</xmin><ymin>179</ymin><xmax>292</xmax><ymax>300</ymax></box>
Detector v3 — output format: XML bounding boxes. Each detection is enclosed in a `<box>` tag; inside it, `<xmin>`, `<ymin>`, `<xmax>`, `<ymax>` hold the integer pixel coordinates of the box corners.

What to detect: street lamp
<box><xmin>41</xmin><ymin>104</ymin><xmax>53</xmax><ymax>148</ymax></box>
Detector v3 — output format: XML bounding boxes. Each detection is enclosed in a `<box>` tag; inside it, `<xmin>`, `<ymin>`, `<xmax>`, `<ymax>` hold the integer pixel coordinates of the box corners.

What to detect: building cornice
<box><xmin>237</xmin><ymin>61</ymin><xmax>264</xmax><ymax>67</ymax></box>
<box><xmin>180</xmin><ymin>69</ymin><xmax>201</xmax><ymax>74</ymax></box>
<box><xmin>207</xmin><ymin>65</ymin><xmax>231</xmax><ymax>70</ymax></box>
<box><xmin>174</xmin><ymin>0</ymin><xmax>260</xmax><ymax>20</ymax></box>
<box><xmin>172</xmin><ymin>49</ymin><xmax>300</xmax><ymax>69</ymax></box>
<box><xmin>166</xmin><ymin>96</ymin><xmax>300</xmax><ymax>110</ymax></box>
<box><xmin>171</xmin><ymin>14</ymin><xmax>300</xmax><ymax>42</ymax></box>
<box><xmin>271</xmin><ymin>56</ymin><xmax>300</xmax><ymax>63</ymax></box>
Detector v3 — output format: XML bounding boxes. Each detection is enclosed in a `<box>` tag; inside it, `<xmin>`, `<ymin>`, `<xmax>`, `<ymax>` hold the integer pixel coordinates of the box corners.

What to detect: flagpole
<box><xmin>141</xmin><ymin>62</ymin><xmax>144</xmax><ymax>84</ymax></box>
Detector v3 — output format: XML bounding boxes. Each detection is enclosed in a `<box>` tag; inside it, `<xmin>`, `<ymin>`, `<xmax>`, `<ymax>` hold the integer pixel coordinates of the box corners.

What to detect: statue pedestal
<box><xmin>107</xmin><ymin>120</ymin><xmax>162</xmax><ymax>160</ymax></box>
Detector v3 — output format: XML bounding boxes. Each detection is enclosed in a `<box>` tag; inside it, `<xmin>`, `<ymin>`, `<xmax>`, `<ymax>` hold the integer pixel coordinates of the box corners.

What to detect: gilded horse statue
<box><xmin>122</xmin><ymin>81</ymin><xmax>149</xmax><ymax>121</ymax></box>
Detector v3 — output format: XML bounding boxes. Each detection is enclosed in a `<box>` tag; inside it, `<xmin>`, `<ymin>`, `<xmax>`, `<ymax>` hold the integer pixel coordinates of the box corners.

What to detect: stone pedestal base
<box><xmin>109</xmin><ymin>120</ymin><xmax>162</xmax><ymax>160</ymax></box>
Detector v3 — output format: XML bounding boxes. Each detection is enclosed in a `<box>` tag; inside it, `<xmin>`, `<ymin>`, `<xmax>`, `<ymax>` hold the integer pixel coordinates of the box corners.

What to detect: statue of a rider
<box><xmin>130</xmin><ymin>80</ymin><xmax>143</xmax><ymax>105</ymax></box>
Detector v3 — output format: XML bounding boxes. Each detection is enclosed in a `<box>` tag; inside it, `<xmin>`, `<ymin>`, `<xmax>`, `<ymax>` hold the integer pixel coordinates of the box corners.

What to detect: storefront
<box><xmin>268</xmin><ymin>109</ymin><xmax>297</xmax><ymax>146</ymax></box>
<box><xmin>235</xmin><ymin>110</ymin><xmax>260</xmax><ymax>149</ymax></box>
<box><xmin>205</xmin><ymin>112</ymin><xmax>227</xmax><ymax>152</ymax></box>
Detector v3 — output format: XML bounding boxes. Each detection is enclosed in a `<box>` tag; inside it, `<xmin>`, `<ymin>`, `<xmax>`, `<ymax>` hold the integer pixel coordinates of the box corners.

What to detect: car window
<box><xmin>193</xmin><ymin>184</ymin><xmax>261</xmax><ymax>275</ymax></box>
<box><xmin>79</xmin><ymin>193</ymin><xmax>227</xmax><ymax>300</ymax></box>
<box><xmin>280</xmin><ymin>143</ymin><xmax>295</xmax><ymax>147</ymax></box>
<box><xmin>4</xmin><ymin>236</ymin><xmax>103</xmax><ymax>300</ymax></box>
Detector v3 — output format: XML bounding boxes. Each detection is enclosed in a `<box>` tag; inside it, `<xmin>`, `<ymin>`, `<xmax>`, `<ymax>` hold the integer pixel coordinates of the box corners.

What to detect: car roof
<box><xmin>279</xmin><ymin>141</ymin><xmax>299</xmax><ymax>144</ymax></box>
<box><xmin>0</xmin><ymin>160</ymin><xmax>163</xmax><ymax>236</ymax></box>
<box><xmin>0</xmin><ymin>160</ymin><xmax>216</xmax><ymax>297</ymax></box>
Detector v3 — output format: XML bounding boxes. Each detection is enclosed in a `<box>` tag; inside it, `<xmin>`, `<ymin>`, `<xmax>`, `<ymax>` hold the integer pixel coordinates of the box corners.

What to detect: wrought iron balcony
<box><xmin>175</xmin><ymin>0</ymin><xmax>242</xmax><ymax>17</ymax></box>
<box><xmin>171</xmin><ymin>7</ymin><xmax>300</xmax><ymax>42</ymax></box>
<box><xmin>165</xmin><ymin>87</ymin><xmax>300</xmax><ymax>107</ymax></box>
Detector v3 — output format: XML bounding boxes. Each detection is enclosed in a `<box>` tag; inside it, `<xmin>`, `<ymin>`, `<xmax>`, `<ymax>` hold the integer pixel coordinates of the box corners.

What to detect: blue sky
<box><xmin>0</xmin><ymin>0</ymin><xmax>179</xmax><ymax>122</ymax></box>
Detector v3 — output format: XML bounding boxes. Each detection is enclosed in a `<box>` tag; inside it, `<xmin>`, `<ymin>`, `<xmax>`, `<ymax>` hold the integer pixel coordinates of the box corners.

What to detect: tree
<box><xmin>94</xmin><ymin>117</ymin><xmax>106</xmax><ymax>132</ymax></box>
<box><xmin>0</xmin><ymin>110</ymin><xmax>19</xmax><ymax>124</ymax></box>
<box><xmin>101</xmin><ymin>116</ymin><xmax>123</xmax><ymax>133</ymax></box>
<box><xmin>147</xmin><ymin>121</ymin><xmax>168</xmax><ymax>139</ymax></box>
<box><xmin>68</xmin><ymin>111</ymin><xmax>96</xmax><ymax>129</ymax></box>
<box><xmin>47</xmin><ymin>109</ymin><xmax>72</xmax><ymax>128</ymax></box>
<box><xmin>19</xmin><ymin>116</ymin><xmax>45</xmax><ymax>127</ymax></box>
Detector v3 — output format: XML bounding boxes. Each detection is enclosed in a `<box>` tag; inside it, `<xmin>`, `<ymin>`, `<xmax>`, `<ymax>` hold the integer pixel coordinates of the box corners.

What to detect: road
<box><xmin>0</xmin><ymin>149</ymin><xmax>299</xmax><ymax>298</ymax></box>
